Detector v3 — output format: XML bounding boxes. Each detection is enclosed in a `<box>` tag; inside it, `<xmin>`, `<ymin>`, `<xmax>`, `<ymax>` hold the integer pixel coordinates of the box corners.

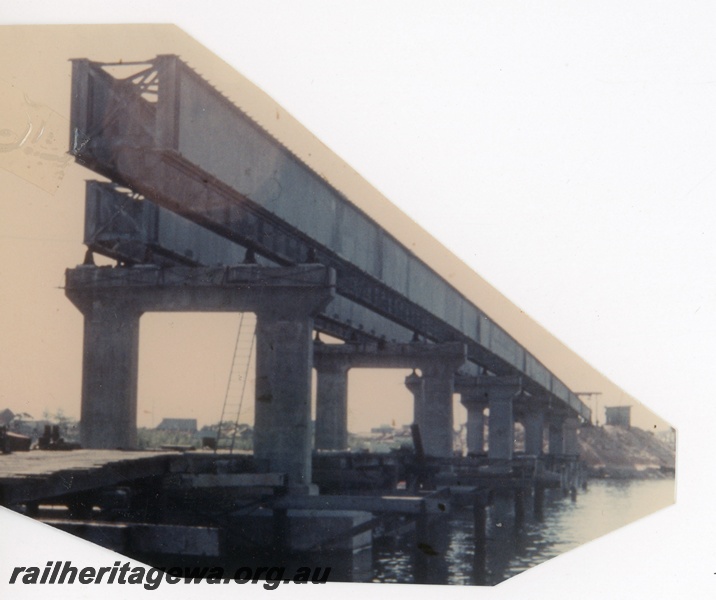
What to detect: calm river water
<box><xmin>371</xmin><ymin>478</ymin><xmax>675</xmax><ymax>585</ymax></box>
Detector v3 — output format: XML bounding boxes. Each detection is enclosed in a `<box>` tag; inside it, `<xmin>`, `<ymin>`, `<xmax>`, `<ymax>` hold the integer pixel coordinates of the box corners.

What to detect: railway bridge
<box><xmin>67</xmin><ymin>55</ymin><xmax>589</xmax><ymax>488</ymax></box>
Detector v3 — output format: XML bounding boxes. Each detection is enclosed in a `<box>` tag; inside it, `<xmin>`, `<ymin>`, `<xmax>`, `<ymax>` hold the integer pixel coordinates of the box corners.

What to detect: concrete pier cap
<box><xmin>66</xmin><ymin>264</ymin><xmax>335</xmax><ymax>489</ymax></box>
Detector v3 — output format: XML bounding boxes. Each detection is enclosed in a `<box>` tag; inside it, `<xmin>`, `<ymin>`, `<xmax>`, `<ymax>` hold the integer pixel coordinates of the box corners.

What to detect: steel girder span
<box><xmin>70</xmin><ymin>56</ymin><xmax>589</xmax><ymax>422</ymax></box>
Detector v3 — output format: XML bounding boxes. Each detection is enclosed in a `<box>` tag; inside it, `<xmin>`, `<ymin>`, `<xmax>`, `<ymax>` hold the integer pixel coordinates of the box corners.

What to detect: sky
<box><xmin>0</xmin><ymin>2</ymin><xmax>715</xmax><ymax>599</ymax></box>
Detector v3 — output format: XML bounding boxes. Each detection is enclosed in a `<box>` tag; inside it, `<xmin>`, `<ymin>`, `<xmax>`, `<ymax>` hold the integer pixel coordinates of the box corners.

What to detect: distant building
<box><xmin>605</xmin><ymin>406</ymin><xmax>631</xmax><ymax>428</ymax></box>
<box><xmin>156</xmin><ymin>418</ymin><xmax>198</xmax><ymax>433</ymax></box>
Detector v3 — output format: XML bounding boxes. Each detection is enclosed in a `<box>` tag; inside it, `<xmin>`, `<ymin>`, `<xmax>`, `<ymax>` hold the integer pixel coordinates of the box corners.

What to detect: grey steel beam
<box><xmin>81</xmin><ymin>184</ymin><xmax>583</xmax><ymax>418</ymax></box>
<box><xmin>69</xmin><ymin>58</ymin><xmax>589</xmax><ymax>421</ymax></box>
<box><xmin>83</xmin><ymin>182</ymin><xmax>416</xmax><ymax>347</ymax></box>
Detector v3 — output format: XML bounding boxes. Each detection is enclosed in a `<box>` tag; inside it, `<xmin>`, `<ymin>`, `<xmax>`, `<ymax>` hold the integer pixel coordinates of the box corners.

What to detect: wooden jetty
<box><xmin>0</xmin><ymin>447</ymin><xmax>585</xmax><ymax>583</ymax></box>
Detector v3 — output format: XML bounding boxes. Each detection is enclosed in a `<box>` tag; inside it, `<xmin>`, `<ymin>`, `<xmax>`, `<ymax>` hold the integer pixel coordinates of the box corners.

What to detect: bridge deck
<box><xmin>70</xmin><ymin>56</ymin><xmax>590</xmax><ymax>421</ymax></box>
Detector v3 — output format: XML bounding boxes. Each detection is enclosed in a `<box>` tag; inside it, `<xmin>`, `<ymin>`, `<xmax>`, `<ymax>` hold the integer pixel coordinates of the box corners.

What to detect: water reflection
<box><xmin>372</xmin><ymin>479</ymin><xmax>674</xmax><ymax>585</ymax></box>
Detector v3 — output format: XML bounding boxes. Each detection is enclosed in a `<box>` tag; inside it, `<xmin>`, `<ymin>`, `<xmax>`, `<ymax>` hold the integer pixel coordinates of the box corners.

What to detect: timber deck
<box><xmin>0</xmin><ymin>450</ymin><xmax>178</xmax><ymax>506</ymax></box>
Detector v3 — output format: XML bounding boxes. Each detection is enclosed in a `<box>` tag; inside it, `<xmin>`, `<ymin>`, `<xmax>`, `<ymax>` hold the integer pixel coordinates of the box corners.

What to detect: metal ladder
<box><xmin>215</xmin><ymin>312</ymin><xmax>256</xmax><ymax>453</ymax></box>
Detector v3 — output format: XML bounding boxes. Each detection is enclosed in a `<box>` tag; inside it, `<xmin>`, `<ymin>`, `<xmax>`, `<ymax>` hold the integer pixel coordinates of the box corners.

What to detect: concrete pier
<box><xmin>461</xmin><ymin>377</ymin><xmax>522</xmax><ymax>468</ymax></box>
<box><xmin>465</xmin><ymin>402</ymin><xmax>486</xmax><ymax>455</ymax></box>
<box><xmin>313</xmin><ymin>355</ymin><xmax>349</xmax><ymax>451</ymax></box>
<box><xmin>458</xmin><ymin>388</ymin><xmax>487</xmax><ymax>455</ymax></box>
<box><xmin>313</xmin><ymin>341</ymin><xmax>466</xmax><ymax>458</ymax></box>
<box><xmin>489</xmin><ymin>392</ymin><xmax>514</xmax><ymax>464</ymax></box>
<box><xmin>78</xmin><ymin>300</ymin><xmax>141</xmax><ymax>449</ymax></box>
<box><xmin>420</xmin><ymin>363</ymin><xmax>458</xmax><ymax>458</ymax></box>
<box><xmin>563</xmin><ymin>417</ymin><xmax>579</xmax><ymax>456</ymax></box>
<box><xmin>66</xmin><ymin>265</ymin><xmax>335</xmax><ymax>486</ymax></box>
<box><xmin>548</xmin><ymin>415</ymin><xmax>566</xmax><ymax>455</ymax></box>
<box><xmin>404</xmin><ymin>370</ymin><xmax>424</xmax><ymax>432</ymax></box>
<box><xmin>253</xmin><ymin>300</ymin><xmax>330</xmax><ymax>487</ymax></box>
<box><xmin>455</xmin><ymin>377</ymin><xmax>494</xmax><ymax>455</ymax></box>
<box><xmin>521</xmin><ymin>405</ymin><xmax>546</xmax><ymax>456</ymax></box>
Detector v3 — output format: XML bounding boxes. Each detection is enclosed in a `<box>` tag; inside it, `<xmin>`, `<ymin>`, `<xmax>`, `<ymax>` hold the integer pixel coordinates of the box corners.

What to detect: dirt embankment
<box><xmin>578</xmin><ymin>425</ymin><xmax>675</xmax><ymax>479</ymax></box>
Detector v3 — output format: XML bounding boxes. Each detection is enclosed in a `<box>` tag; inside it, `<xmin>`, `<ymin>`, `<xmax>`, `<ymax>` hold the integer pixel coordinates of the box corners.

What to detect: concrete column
<box><xmin>548</xmin><ymin>415</ymin><xmax>565</xmax><ymax>455</ymax></box>
<box><xmin>457</xmin><ymin>376</ymin><xmax>521</xmax><ymax>469</ymax></box>
<box><xmin>461</xmin><ymin>394</ymin><xmax>487</xmax><ymax>455</ymax></box>
<box><xmin>404</xmin><ymin>370</ymin><xmax>424</xmax><ymax>430</ymax></box>
<box><xmin>314</xmin><ymin>355</ymin><xmax>349</xmax><ymax>450</ymax></box>
<box><xmin>253</xmin><ymin>312</ymin><xmax>315</xmax><ymax>488</ymax></box>
<box><xmin>79</xmin><ymin>301</ymin><xmax>141</xmax><ymax>449</ymax></box>
<box><xmin>522</xmin><ymin>407</ymin><xmax>545</xmax><ymax>456</ymax></box>
<box><xmin>563</xmin><ymin>417</ymin><xmax>579</xmax><ymax>456</ymax></box>
<box><xmin>467</xmin><ymin>405</ymin><xmax>486</xmax><ymax>455</ymax></box>
<box><xmin>488</xmin><ymin>391</ymin><xmax>514</xmax><ymax>463</ymax></box>
<box><xmin>252</xmin><ymin>292</ymin><xmax>334</xmax><ymax>489</ymax></box>
<box><xmin>421</xmin><ymin>364</ymin><xmax>457</xmax><ymax>458</ymax></box>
